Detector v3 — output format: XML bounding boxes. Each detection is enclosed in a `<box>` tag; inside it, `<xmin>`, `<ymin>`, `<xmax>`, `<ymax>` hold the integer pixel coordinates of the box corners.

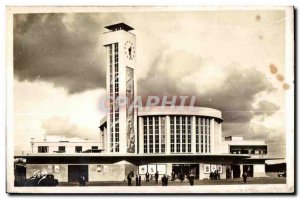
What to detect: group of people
<box><xmin>170</xmin><ymin>171</ymin><xmax>195</xmax><ymax>185</ymax></box>
<box><xmin>209</xmin><ymin>170</ymin><xmax>221</xmax><ymax>180</ymax></box>
<box><xmin>145</xmin><ymin>171</ymin><xmax>160</xmax><ymax>183</ymax></box>
<box><xmin>127</xmin><ymin>171</ymin><xmax>169</xmax><ymax>186</ymax></box>
<box><xmin>127</xmin><ymin>173</ymin><xmax>142</xmax><ymax>186</ymax></box>
<box><xmin>127</xmin><ymin>170</ymin><xmax>196</xmax><ymax>186</ymax></box>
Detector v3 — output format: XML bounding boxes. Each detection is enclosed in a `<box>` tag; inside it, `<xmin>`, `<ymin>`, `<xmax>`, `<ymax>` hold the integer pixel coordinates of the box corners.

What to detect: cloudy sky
<box><xmin>13</xmin><ymin>9</ymin><xmax>291</xmax><ymax>158</ymax></box>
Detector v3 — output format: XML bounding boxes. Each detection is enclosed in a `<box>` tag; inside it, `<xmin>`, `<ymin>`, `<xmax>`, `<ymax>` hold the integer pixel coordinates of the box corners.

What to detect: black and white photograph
<box><xmin>6</xmin><ymin>6</ymin><xmax>294</xmax><ymax>194</ymax></box>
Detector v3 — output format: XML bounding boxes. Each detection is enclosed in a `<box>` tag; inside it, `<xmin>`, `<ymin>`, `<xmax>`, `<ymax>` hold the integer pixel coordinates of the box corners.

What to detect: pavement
<box><xmin>58</xmin><ymin>177</ymin><xmax>286</xmax><ymax>186</ymax></box>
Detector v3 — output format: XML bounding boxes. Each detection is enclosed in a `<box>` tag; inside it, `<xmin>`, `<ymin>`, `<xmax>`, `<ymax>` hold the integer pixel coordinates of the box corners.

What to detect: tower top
<box><xmin>105</xmin><ymin>23</ymin><xmax>134</xmax><ymax>32</ymax></box>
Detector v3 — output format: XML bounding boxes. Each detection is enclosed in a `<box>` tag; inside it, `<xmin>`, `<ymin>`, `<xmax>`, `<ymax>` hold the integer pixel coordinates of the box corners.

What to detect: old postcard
<box><xmin>6</xmin><ymin>6</ymin><xmax>294</xmax><ymax>194</ymax></box>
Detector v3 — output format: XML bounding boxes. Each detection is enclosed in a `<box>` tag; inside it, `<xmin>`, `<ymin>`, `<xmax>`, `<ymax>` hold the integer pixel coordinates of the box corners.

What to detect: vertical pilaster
<box><xmin>139</xmin><ymin>117</ymin><xmax>144</xmax><ymax>154</ymax></box>
<box><xmin>166</xmin><ymin>116</ymin><xmax>170</xmax><ymax>154</ymax></box>
<box><xmin>210</xmin><ymin>119</ymin><xmax>215</xmax><ymax>154</ymax></box>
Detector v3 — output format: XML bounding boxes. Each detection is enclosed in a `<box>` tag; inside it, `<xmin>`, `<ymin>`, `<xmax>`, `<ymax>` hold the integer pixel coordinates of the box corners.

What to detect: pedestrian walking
<box><xmin>161</xmin><ymin>175</ymin><xmax>168</xmax><ymax>186</ymax></box>
<box><xmin>189</xmin><ymin>170</ymin><xmax>195</xmax><ymax>186</ymax></box>
<box><xmin>242</xmin><ymin>172</ymin><xmax>248</xmax><ymax>183</ymax></box>
<box><xmin>127</xmin><ymin>173</ymin><xmax>132</xmax><ymax>186</ymax></box>
<box><xmin>138</xmin><ymin>175</ymin><xmax>141</xmax><ymax>186</ymax></box>
<box><xmin>155</xmin><ymin>171</ymin><xmax>159</xmax><ymax>183</ymax></box>
<box><xmin>78</xmin><ymin>175</ymin><xmax>86</xmax><ymax>186</ymax></box>
<box><xmin>179</xmin><ymin>173</ymin><xmax>184</xmax><ymax>182</ymax></box>
<box><xmin>171</xmin><ymin>171</ymin><xmax>175</xmax><ymax>181</ymax></box>
<box><xmin>209</xmin><ymin>172</ymin><xmax>213</xmax><ymax>180</ymax></box>
<box><xmin>217</xmin><ymin>170</ymin><xmax>220</xmax><ymax>180</ymax></box>
<box><xmin>146</xmin><ymin>172</ymin><xmax>149</xmax><ymax>182</ymax></box>
<box><xmin>135</xmin><ymin>175</ymin><xmax>139</xmax><ymax>186</ymax></box>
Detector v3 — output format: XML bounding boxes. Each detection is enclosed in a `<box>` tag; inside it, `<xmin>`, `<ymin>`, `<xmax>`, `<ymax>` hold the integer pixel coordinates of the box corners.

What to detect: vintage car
<box><xmin>26</xmin><ymin>174</ymin><xmax>59</xmax><ymax>186</ymax></box>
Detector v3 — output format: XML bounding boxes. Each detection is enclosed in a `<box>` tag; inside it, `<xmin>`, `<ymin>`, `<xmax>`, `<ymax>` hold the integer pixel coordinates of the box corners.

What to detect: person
<box><xmin>81</xmin><ymin>176</ymin><xmax>86</xmax><ymax>186</ymax></box>
<box><xmin>217</xmin><ymin>170</ymin><xmax>220</xmax><ymax>180</ymax></box>
<box><xmin>155</xmin><ymin>171</ymin><xmax>159</xmax><ymax>183</ymax></box>
<box><xmin>138</xmin><ymin>175</ymin><xmax>141</xmax><ymax>186</ymax></box>
<box><xmin>161</xmin><ymin>175</ymin><xmax>168</xmax><ymax>186</ymax></box>
<box><xmin>209</xmin><ymin>172</ymin><xmax>213</xmax><ymax>180</ymax></box>
<box><xmin>214</xmin><ymin>170</ymin><xmax>218</xmax><ymax>180</ymax></box>
<box><xmin>179</xmin><ymin>173</ymin><xmax>184</xmax><ymax>183</ymax></box>
<box><xmin>165</xmin><ymin>175</ymin><xmax>168</xmax><ymax>186</ymax></box>
<box><xmin>242</xmin><ymin>172</ymin><xmax>248</xmax><ymax>183</ymax></box>
<box><xmin>171</xmin><ymin>171</ymin><xmax>175</xmax><ymax>181</ymax></box>
<box><xmin>135</xmin><ymin>175</ymin><xmax>139</xmax><ymax>186</ymax></box>
<box><xmin>145</xmin><ymin>172</ymin><xmax>150</xmax><ymax>182</ymax></box>
<box><xmin>78</xmin><ymin>175</ymin><xmax>86</xmax><ymax>186</ymax></box>
<box><xmin>127</xmin><ymin>173</ymin><xmax>132</xmax><ymax>186</ymax></box>
<box><xmin>189</xmin><ymin>170</ymin><xmax>195</xmax><ymax>186</ymax></box>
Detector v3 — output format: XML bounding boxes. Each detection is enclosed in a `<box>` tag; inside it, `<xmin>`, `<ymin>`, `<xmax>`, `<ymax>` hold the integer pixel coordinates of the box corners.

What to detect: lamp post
<box><xmin>30</xmin><ymin>138</ymin><xmax>35</xmax><ymax>153</ymax></box>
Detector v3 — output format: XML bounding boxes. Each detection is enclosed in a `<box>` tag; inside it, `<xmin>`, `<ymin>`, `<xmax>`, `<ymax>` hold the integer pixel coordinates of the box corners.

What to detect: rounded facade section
<box><xmin>138</xmin><ymin>106</ymin><xmax>223</xmax><ymax>155</ymax></box>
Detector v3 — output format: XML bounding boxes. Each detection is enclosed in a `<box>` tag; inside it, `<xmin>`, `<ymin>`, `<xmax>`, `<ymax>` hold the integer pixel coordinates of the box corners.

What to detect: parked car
<box><xmin>278</xmin><ymin>171</ymin><xmax>286</xmax><ymax>177</ymax></box>
<box><xmin>26</xmin><ymin>174</ymin><xmax>59</xmax><ymax>186</ymax></box>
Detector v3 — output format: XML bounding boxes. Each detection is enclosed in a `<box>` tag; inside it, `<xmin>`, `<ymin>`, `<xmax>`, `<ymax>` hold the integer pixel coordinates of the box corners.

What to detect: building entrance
<box><xmin>232</xmin><ymin>164</ymin><xmax>241</xmax><ymax>178</ymax></box>
<box><xmin>68</xmin><ymin>165</ymin><xmax>89</xmax><ymax>182</ymax></box>
<box><xmin>172</xmin><ymin>164</ymin><xmax>199</xmax><ymax>180</ymax></box>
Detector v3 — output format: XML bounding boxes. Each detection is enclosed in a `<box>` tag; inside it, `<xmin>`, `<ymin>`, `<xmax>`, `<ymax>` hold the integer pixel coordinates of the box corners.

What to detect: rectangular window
<box><xmin>38</xmin><ymin>146</ymin><xmax>48</xmax><ymax>153</ymax></box>
<box><xmin>75</xmin><ymin>146</ymin><xmax>82</xmax><ymax>153</ymax></box>
<box><xmin>58</xmin><ymin>146</ymin><xmax>65</xmax><ymax>153</ymax></box>
<box><xmin>143</xmin><ymin>117</ymin><xmax>148</xmax><ymax>153</ymax></box>
<box><xmin>176</xmin><ymin>144</ymin><xmax>180</xmax><ymax>152</ymax></box>
<box><xmin>171</xmin><ymin>144</ymin><xmax>175</xmax><ymax>153</ymax></box>
<box><xmin>149</xmin><ymin>144</ymin><xmax>153</xmax><ymax>153</ymax></box>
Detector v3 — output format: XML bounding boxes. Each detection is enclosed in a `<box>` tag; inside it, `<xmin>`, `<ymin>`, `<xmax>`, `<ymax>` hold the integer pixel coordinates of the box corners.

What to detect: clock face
<box><xmin>124</xmin><ymin>41</ymin><xmax>135</xmax><ymax>60</ymax></box>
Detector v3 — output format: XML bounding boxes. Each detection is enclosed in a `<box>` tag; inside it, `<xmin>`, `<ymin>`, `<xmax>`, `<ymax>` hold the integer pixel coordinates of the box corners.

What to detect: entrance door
<box><xmin>243</xmin><ymin>165</ymin><xmax>253</xmax><ymax>177</ymax></box>
<box><xmin>232</xmin><ymin>164</ymin><xmax>241</xmax><ymax>178</ymax></box>
<box><xmin>68</xmin><ymin>165</ymin><xmax>89</xmax><ymax>182</ymax></box>
<box><xmin>172</xmin><ymin>164</ymin><xmax>199</xmax><ymax>179</ymax></box>
<box><xmin>226</xmin><ymin>165</ymin><xmax>232</xmax><ymax>179</ymax></box>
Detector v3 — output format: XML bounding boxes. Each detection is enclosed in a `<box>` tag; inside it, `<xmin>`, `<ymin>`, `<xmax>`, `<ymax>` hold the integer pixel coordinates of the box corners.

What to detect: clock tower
<box><xmin>102</xmin><ymin>23</ymin><xmax>137</xmax><ymax>154</ymax></box>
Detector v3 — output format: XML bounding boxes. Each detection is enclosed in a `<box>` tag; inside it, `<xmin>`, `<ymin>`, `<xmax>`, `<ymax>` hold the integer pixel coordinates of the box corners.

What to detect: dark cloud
<box><xmin>14</xmin><ymin>13</ymin><xmax>124</xmax><ymax>94</ymax></box>
<box><xmin>254</xmin><ymin>100</ymin><xmax>280</xmax><ymax>116</ymax></box>
<box><xmin>42</xmin><ymin>117</ymin><xmax>98</xmax><ymax>140</ymax></box>
<box><xmin>138</xmin><ymin>51</ymin><xmax>275</xmax><ymax>123</ymax></box>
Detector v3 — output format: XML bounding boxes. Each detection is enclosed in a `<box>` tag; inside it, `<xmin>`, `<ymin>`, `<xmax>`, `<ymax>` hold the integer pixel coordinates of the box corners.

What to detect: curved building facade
<box><xmin>137</xmin><ymin>106</ymin><xmax>223</xmax><ymax>155</ymax></box>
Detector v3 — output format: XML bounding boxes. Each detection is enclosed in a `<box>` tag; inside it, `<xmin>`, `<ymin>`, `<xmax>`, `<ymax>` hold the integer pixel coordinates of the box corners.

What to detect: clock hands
<box><xmin>128</xmin><ymin>46</ymin><xmax>132</xmax><ymax>59</ymax></box>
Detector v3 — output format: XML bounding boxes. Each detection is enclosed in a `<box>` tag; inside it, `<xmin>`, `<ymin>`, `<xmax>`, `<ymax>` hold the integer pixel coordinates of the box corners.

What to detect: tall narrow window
<box><xmin>149</xmin><ymin>117</ymin><xmax>153</xmax><ymax>153</ymax></box>
<box><xmin>170</xmin><ymin>116</ymin><xmax>175</xmax><ymax>153</ymax></box>
<box><xmin>161</xmin><ymin>117</ymin><xmax>166</xmax><ymax>153</ymax></box>
<box><xmin>155</xmin><ymin>117</ymin><xmax>159</xmax><ymax>153</ymax></box>
<box><xmin>196</xmin><ymin>118</ymin><xmax>199</xmax><ymax>153</ymax></box>
<box><xmin>143</xmin><ymin>117</ymin><xmax>148</xmax><ymax>153</ymax></box>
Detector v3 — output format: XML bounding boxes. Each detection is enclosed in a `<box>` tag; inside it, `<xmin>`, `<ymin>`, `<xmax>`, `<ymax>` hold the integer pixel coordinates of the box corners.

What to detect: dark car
<box><xmin>26</xmin><ymin>174</ymin><xmax>59</xmax><ymax>186</ymax></box>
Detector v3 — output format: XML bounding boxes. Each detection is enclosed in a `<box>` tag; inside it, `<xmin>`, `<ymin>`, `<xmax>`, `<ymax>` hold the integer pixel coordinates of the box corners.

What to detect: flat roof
<box><xmin>105</xmin><ymin>23</ymin><xmax>134</xmax><ymax>31</ymax></box>
<box><xmin>15</xmin><ymin>153</ymin><xmax>250</xmax><ymax>158</ymax></box>
<box><xmin>14</xmin><ymin>153</ymin><xmax>252</xmax><ymax>165</ymax></box>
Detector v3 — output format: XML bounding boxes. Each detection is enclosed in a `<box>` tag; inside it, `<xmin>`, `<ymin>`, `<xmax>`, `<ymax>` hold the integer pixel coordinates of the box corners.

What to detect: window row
<box><xmin>195</xmin><ymin>117</ymin><xmax>211</xmax><ymax>153</ymax></box>
<box><xmin>170</xmin><ymin>116</ymin><xmax>192</xmax><ymax>153</ymax></box>
<box><xmin>37</xmin><ymin>146</ymin><xmax>99</xmax><ymax>153</ymax></box>
<box><xmin>143</xmin><ymin>116</ymin><xmax>166</xmax><ymax>153</ymax></box>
